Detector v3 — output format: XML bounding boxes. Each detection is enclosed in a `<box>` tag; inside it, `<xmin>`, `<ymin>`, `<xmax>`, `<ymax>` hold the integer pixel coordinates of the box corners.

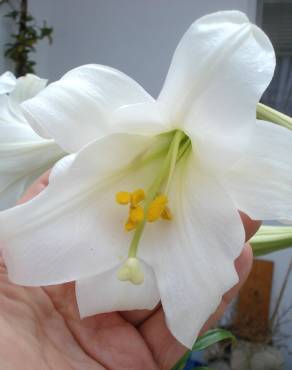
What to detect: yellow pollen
<box><xmin>125</xmin><ymin>218</ymin><xmax>138</xmax><ymax>231</ymax></box>
<box><xmin>147</xmin><ymin>194</ymin><xmax>169</xmax><ymax>222</ymax></box>
<box><xmin>116</xmin><ymin>191</ymin><xmax>131</xmax><ymax>205</ymax></box>
<box><xmin>161</xmin><ymin>206</ymin><xmax>172</xmax><ymax>220</ymax></box>
<box><xmin>130</xmin><ymin>205</ymin><xmax>144</xmax><ymax>223</ymax></box>
<box><xmin>117</xmin><ymin>189</ymin><xmax>172</xmax><ymax>232</ymax></box>
<box><xmin>131</xmin><ymin>189</ymin><xmax>145</xmax><ymax>206</ymax></box>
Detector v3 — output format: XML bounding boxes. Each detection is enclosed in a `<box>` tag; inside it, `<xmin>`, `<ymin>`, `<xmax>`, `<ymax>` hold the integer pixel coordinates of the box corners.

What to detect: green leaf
<box><xmin>192</xmin><ymin>328</ymin><xmax>236</xmax><ymax>352</ymax></box>
<box><xmin>194</xmin><ymin>367</ymin><xmax>214</xmax><ymax>370</ymax></box>
<box><xmin>171</xmin><ymin>351</ymin><xmax>190</xmax><ymax>370</ymax></box>
<box><xmin>5</xmin><ymin>10</ymin><xmax>19</xmax><ymax>19</ymax></box>
<box><xmin>171</xmin><ymin>329</ymin><xmax>235</xmax><ymax>370</ymax></box>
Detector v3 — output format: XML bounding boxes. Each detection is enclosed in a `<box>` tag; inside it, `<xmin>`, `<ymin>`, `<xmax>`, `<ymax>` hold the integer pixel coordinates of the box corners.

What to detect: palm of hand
<box><xmin>0</xmin><ymin>259</ymin><xmax>185</xmax><ymax>370</ymax></box>
<box><xmin>0</xmin><ymin>173</ymin><xmax>257</xmax><ymax>370</ymax></box>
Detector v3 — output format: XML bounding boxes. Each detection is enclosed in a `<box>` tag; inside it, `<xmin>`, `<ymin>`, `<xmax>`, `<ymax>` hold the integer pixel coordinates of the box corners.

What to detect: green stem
<box><xmin>250</xmin><ymin>226</ymin><xmax>292</xmax><ymax>256</ymax></box>
<box><xmin>257</xmin><ymin>103</ymin><xmax>292</xmax><ymax>131</ymax></box>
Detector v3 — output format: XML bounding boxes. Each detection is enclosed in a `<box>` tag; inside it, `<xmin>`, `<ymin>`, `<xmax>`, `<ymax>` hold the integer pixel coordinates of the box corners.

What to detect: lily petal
<box><xmin>0</xmin><ymin>71</ymin><xmax>16</xmax><ymax>94</ymax></box>
<box><xmin>0</xmin><ymin>74</ymin><xmax>47</xmax><ymax>127</ymax></box>
<box><xmin>10</xmin><ymin>74</ymin><xmax>47</xmax><ymax>103</ymax></box>
<box><xmin>21</xmin><ymin>65</ymin><xmax>158</xmax><ymax>153</ymax></box>
<box><xmin>76</xmin><ymin>261</ymin><xmax>160</xmax><ymax>318</ymax></box>
<box><xmin>158</xmin><ymin>11</ymin><xmax>275</xmax><ymax>171</ymax></box>
<box><xmin>0</xmin><ymin>124</ymin><xmax>64</xmax><ymax>210</ymax></box>
<box><xmin>222</xmin><ymin>120</ymin><xmax>292</xmax><ymax>220</ymax></box>
<box><xmin>0</xmin><ymin>133</ymin><xmax>158</xmax><ymax>285</ymax></box>
<box><xmin>141</xmin><ymin>154</ymin><xmax>245</xmax><ymax>348</ymax></box>
<box><xmin>0</xmin><ymin>73</ymin><xmax>61</xmax><ymax>210</ymax></box>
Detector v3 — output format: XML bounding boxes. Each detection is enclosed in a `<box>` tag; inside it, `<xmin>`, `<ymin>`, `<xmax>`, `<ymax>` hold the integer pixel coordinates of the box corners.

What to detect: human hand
<box><xmin>0</xmin><ymin>171</ymin><xmax>259</xmax><ymax>370</ymax></box>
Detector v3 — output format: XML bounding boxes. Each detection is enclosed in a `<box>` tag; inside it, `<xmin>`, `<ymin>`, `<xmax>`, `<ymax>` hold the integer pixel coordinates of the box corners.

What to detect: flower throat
<box><xmin>115</xmin><ymin>130</ymin><xmax>191</xmax><ymax>284</ymax></box>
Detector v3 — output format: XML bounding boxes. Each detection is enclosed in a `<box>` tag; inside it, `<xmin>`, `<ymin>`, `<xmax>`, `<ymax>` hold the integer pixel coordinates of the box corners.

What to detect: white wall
<box><xmin>31</xmin><ymin>0</ymin><xmax>257</xmax><ymax>96</ymax></box>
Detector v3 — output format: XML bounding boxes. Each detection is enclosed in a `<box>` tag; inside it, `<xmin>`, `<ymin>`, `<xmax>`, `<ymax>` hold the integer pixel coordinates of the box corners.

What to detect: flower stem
<box><xmin>257</xmin><ymin>103</ymin><xmax>292</xmax><ymax>131</ymax></box>
<box><xmin>250</xmin><ymin>225</ymin><xmax>292</xmax><ymax>256</ymax></box>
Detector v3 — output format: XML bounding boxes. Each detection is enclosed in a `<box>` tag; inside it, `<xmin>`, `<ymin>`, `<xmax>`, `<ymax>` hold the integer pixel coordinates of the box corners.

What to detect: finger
<box><xmin>139</xmin><ymin>243</ymin><xmax>253</xmax><ymax>370</ymax></box>
<box><xmin>120</xmin><ymin>304</ymin><xmax>161</xmax><ymax>327</ymax></box>
<box><xmin>239</xmin><ymin>211</ymin><xmax>261</xmax><ymax>241</ymax></box>
<box><xmin>17</xmin><ymin>170</ymin><xmax>51</xmax><ymax>205</ymax></box>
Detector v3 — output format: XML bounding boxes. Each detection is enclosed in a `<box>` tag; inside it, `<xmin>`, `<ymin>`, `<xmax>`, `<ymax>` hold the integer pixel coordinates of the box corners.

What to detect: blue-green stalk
<box><xmin>250</xmin><ymin>225</ymin><xmax>292</xmax><ymax>256</ymax></box>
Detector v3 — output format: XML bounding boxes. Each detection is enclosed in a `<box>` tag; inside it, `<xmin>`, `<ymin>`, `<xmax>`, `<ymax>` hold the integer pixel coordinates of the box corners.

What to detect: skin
<box><xmin>0</xmin><ymin>171</ymin><xmax>260</xmax><ymax>370</ymax></box>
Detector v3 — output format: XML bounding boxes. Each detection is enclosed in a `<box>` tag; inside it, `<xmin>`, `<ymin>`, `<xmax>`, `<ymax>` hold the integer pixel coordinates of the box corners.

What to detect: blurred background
<box><xmin>0</xmin><ymin>1</ymin><xmax>291</xmax><ymax>369</ymax></box>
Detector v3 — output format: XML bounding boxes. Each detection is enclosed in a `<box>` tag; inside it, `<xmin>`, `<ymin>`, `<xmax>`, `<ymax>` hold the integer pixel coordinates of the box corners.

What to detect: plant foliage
<box><xmin>0</xmin><ymin>0</ymin><xmax>53</xmax><ymax>76</ymax></box>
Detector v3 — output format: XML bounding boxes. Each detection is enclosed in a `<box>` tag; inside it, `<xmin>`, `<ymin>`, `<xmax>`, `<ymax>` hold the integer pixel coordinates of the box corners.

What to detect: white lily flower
<box><xmin>0</xmin><ymin>11</ymin><xmax>292</xmax><ymax>348</ymax></box>
<box><xmin>0</xmin><ymin>71</ymin><xmax>65</xmax><ymax>210</ymax></box>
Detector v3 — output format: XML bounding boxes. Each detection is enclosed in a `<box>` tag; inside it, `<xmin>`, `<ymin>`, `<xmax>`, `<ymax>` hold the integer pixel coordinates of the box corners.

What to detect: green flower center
<box><xmin>115</xmin><ymin>129</ymin><xmax>191</xmax><ymax>284</ymax></box>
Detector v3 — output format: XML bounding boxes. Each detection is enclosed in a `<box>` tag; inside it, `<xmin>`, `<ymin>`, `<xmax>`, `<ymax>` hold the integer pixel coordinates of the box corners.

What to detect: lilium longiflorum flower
<box><xmin>0</xmin><ymin>11</ymin><xmax>291</xmax><ymax>348</ymax></box>
<box><xmin>0</xmin><ymin>71</ymin><xmax>65</xmax><ymax>210</ymax></box>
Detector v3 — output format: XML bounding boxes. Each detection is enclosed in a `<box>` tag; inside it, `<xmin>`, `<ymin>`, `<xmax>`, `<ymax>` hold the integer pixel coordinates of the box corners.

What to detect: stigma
<box><xmin>117</xmin><ymin>257</ymin><xmax>144</xmax><ymax>285</ymax></box>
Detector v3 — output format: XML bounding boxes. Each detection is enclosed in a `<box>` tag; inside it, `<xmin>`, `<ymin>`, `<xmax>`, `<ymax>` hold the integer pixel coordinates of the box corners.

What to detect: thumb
<box><xmin>17</xmin><ymin>170</ymin><xmax>51</xmax><ymax>205</ymax></box>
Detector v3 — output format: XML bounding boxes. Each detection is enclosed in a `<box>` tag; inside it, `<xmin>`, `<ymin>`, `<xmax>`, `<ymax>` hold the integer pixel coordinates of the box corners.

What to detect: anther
<box><xmin>116</xmin><ymin>191</ymin><xmax>131</xmax><ymax>205</ymax></box>
<box><xmin>131</xmin><ymin>189</ymin><xmax>145</xmax><ymax>206</ymax></box>
<box><xmin>161</xmin><ymin>206</ymin><xmax>172</xmax><ymax>220</ymax></box>
<box><xmin>125</xmin><ymin>218</ymin><xmax>138</xmax><ymax>231</ymax></box>
<box><xmin>147</xmin><ymin>194</ymin><xmax>168</xmax><ymax>222</ymax></box>
<box><xmin>130</xmin><ymin>205</ymin><xmax>144</xmax><ymax>222</ymax></box>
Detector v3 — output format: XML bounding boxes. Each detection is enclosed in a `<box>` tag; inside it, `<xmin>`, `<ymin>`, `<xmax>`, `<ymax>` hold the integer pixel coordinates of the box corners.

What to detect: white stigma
<box><xmin>117</xmin><ymin>257</ymin><xmax>144</xmax><ymax>285</ymax></box>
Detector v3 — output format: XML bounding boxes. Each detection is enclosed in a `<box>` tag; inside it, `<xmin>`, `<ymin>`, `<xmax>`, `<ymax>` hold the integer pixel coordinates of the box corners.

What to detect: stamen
<box><xmin>131</xmin><ymin>189</ymin><xmax>145</xmax><ymax>206</ymax></box>
<box><xmin>130</xmin><ymin>205</ymin><xmax>144</xmax><ymax>222</ymax></box>
<box><xmin>147</xmin><ymin>194</ymin><xmax>169</xmax><ymax>222</ymax></box>
<box><xmin>125</xmin><ymin>218</ymin><xmax>138</xmax><ymax>231</ymax></box>
<box><xmin>117</xmin><ymin>257</ymin><xmax>144</xmax><ymax>285</ymax></box>
<box><xmin>161</xmin><ymin>205</ymin><xmax>172</xmax><ymax>220</ymax></box>
<box><xmin>116</xmin><ymin>191</ymin><xmax>131</xmax><ymax>205</ymax></box>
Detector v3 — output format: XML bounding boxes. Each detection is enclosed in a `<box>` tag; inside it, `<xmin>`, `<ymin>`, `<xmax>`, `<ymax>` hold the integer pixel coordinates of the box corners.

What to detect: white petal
<box><xmin>158</xmin><ymin>11</ymin><xmax>275</xmax><ymax>171</ymax></box>
<box><xmin>0</xmin><ymin>95</ymin><xmax>27</xmax><ymax>126</ymax></box>
<box><xmin>111</xmin><ymin>101</ymin><xmax>170</xmax><ymax>136</ymax></box>
<box><xmin>0</xmin><ymin>124</ymin><xmax>65</xmax><ymax>210</ymax></box>
<box><xmin>222</xmin><ymin>120</ymin><xmax>292</xmax><ymax>220</ymax></box>
<box><xmin>141</xmin><ymin>154</ymin><xmax>245</xmax><ymax>348</ymax></box>
<box><xmin>76</xmin><ymin>261</ymin><xmax>160</xmax><ymax>318</ymax></box>
<box><xmin>21</xmin><ymin>64</ymin><xmax>159</xmax><ymax>153</ymax></box>
<box><xmin>0</xmin><ymin>133</ymin><xmax>158</xmax><ymax>285</ymax></box>
<box><xmin>10</xmin><ymin>74</ymin><xmax>47</xmax><ymax>103</ymax></box>
<box><xmin>49</xmin><ymin>154</ymin><xmax>76</xmax><ymax>183</ymax></box>
<box><xmin>0</xmin><ymin>74</ymin><xmax>47</xmax><ymax>127</ymax></box>
<box><xmin>0</xmin><ymin>72</ymin><xmax>16</xmax><ymax>94</ymax></box>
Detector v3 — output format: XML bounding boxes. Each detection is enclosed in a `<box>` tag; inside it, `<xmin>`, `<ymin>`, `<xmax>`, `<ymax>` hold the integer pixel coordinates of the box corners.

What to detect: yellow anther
<box><xmin>116</xmin><ymin>191</ymin><xmax>131</xmax><ymax>205</ymax></box>
<box><xmin>131</xmin><ymin>189</ymin><xmax>145</xmax><ymax>206</ymax></box>
<box><xmin>154</xmin><ymin>195</ymin><xmax>168</xmax><ymax>205</ymax></box>
<box><xmin>125</xmin><ymin>218</ymin><xmax>138</xmax><ymax>231</ymax></box>
<box><xmin>161</xmin><ymin>206</ymin><xmax>172</xmax><ymax>221</ymax></box>
<box><xmin>130</xmin><ymin>205</ymin><xmax>144</xmax><ymax>223</ymax></box>
<box><xmin>147</xmin><ymin>194</ymin><xmax>168</xmax><ymax>222</ymax></box>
